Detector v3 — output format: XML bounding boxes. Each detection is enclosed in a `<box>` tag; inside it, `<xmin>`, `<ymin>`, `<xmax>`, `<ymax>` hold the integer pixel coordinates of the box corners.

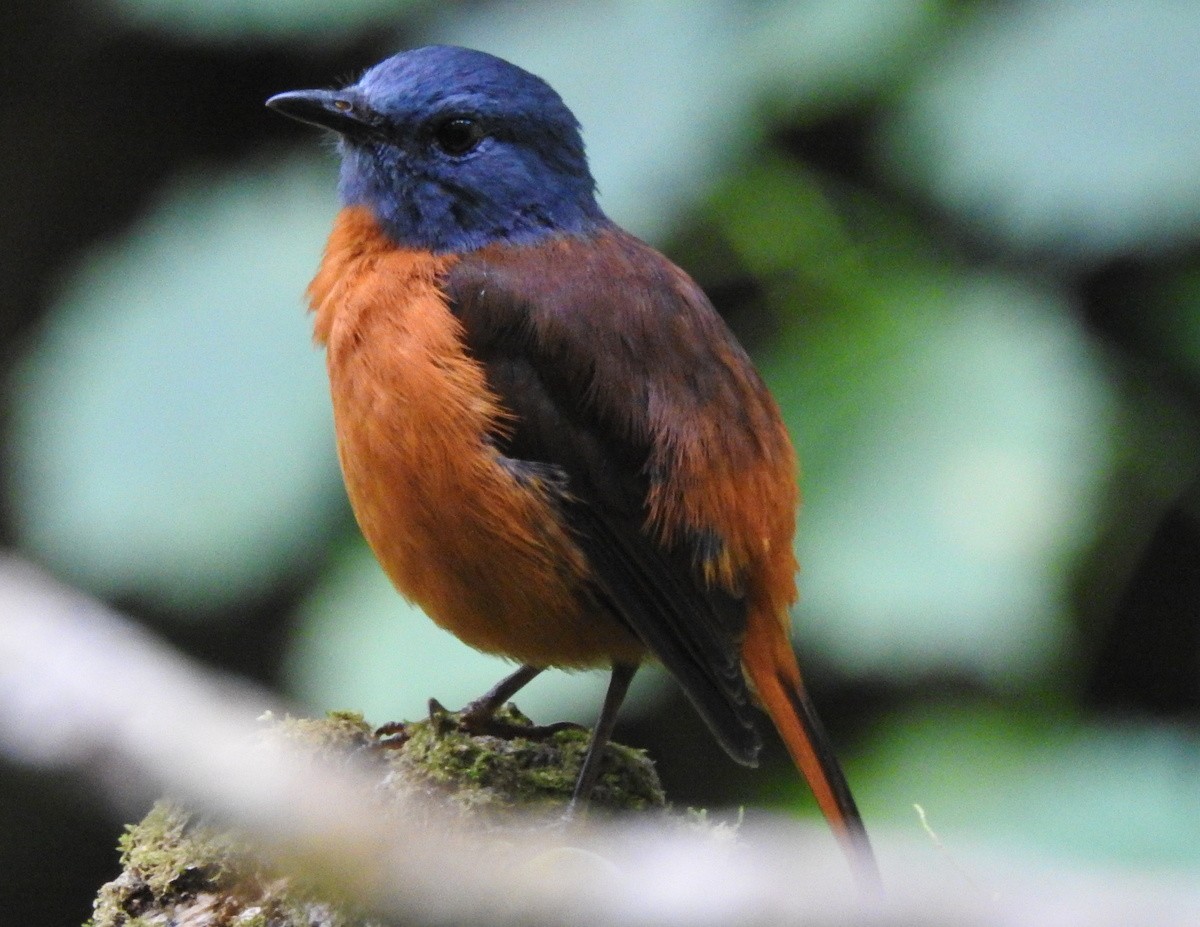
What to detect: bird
<box><xmin>267</xmin><ymin>44</ymin><xmax>879</xmax><ymax>888</ymax></box>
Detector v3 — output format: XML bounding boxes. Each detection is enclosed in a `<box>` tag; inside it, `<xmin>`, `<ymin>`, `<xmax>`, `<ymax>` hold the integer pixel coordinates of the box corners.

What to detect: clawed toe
<box><xmin>431</xmin><ymin>696</ymin><xmax>583</xmax><ymax>741</ymax></box>
<box><xmin>464</xmin><ymin>715</ymin><xmax>584</xmax><ymax>740</ymax></box>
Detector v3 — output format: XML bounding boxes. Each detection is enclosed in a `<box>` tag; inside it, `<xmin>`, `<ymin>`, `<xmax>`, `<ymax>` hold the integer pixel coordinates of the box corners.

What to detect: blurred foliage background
<box><xmin>3</xmin><ymin>0</ymin><xmax>1199</xmax><ymax>922</ymax></box>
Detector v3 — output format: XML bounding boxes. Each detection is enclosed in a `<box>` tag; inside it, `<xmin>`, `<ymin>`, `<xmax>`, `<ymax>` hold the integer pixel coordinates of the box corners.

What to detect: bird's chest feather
<box><xmin>308</xmin><ymin>210</ymin><xmax>498</xmax><ymax>535</ymax></box>
<box><xmin>305</xmin><ymin>207</ymin><xmax>642</xmax><ymax>666</ymax></box>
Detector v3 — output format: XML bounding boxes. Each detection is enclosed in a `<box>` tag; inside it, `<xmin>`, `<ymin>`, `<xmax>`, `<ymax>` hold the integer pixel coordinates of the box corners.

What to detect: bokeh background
<box><xmin>3</xmin><ymin>0</ymin><xmax>1199</xmax><ymax>922</ymax></box>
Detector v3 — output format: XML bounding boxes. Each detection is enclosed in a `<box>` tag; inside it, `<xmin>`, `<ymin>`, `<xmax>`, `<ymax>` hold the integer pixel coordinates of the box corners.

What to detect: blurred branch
<box><xmin>1</xmin><ymin>555</ymin><xmax>1197</xmax><ymax>926</ymax></box>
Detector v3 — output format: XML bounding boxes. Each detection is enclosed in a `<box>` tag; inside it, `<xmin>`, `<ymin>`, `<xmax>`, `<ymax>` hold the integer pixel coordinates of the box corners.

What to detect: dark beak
<box><xmin>265</xmin><ymin>89</ymin><xmax>380</xmax><ymax>139</ymax></box>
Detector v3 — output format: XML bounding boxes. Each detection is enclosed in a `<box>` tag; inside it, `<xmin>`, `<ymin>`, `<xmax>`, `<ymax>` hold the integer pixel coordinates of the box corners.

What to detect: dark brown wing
<box><xmin>445</xmin><ymin>226</ymin><xmax>791</xmax><ymax>766</ymax></box>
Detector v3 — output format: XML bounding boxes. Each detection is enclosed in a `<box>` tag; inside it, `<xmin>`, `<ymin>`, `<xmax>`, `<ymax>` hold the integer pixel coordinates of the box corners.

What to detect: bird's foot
<box><xmin>429</xmin><ymin>697</ymin><xmax>584</xmax><ymax>741</ymax></box>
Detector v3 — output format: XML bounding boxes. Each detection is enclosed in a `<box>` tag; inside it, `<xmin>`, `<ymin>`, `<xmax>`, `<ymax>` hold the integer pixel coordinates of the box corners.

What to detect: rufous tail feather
<box><xmin>743</xmin><ymin>626</ymin><xmax>882</xmax><ymax>893</ymax></box>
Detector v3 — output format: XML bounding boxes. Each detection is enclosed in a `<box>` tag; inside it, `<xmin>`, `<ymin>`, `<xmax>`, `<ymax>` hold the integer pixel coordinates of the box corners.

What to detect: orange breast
<box><xmin>307</xmin><ymin>207</ymin><xmax>644</xmax><ymax>668</ymax></box>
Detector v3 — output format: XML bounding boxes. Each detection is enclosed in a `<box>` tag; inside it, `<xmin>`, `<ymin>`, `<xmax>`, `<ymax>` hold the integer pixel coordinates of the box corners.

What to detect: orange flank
<box><xmin>308</xmin><ymin>206</ymin><xmax>644</xmax><ymax>667</ymax></box>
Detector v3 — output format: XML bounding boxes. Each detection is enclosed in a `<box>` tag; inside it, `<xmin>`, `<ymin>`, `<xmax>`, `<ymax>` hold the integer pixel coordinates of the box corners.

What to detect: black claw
<box><xmin>459</xmin><ymin>711</ymin><xmax>583</xmax><ymax>741</ymax></box>
<box><xmin>374</xmin><ymin>720</ymin><xmax>410</xmax><ymax>749</ymax></box>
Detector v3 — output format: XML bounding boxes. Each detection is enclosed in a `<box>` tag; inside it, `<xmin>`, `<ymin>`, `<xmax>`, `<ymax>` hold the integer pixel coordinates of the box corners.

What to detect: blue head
<box><xmin>267</xmin><ymin>45</ymin><xmax>606</xmax><ymax>253</ymax></box>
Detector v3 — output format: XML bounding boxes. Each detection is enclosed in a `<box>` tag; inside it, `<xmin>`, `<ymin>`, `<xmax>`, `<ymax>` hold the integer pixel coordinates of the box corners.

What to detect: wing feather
<box><xmin>445</xmin><ymin>227</ymin><xmax>796</xmax><ymax>765</ymax></box>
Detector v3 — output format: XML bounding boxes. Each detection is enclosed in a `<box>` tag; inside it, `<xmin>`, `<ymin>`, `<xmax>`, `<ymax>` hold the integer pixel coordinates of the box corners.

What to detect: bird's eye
<box><xmin>433</xmin><ymin>117</ymin><xmax>484</xmax><ymax>156</ymax></box>
<box><xmin>332</xmin><ymin>98</ymin><xmax>353</xmax><ymax>112</ymax></box>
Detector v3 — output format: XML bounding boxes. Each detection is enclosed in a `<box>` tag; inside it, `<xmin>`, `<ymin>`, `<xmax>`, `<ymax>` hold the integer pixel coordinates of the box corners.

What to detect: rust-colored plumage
<box><xmin>306</xmin><ymin>206</ymin><xmax>876</xmax><ymax>883</ymax></box>
<box><xmin>309</xmin><ymin>207</ymin><xmax>643</xmax><ymax>667</ymax></box>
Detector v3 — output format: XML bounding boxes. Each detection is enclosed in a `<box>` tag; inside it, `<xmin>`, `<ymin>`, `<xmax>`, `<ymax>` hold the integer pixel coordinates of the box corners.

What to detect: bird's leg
<box><xmin>460</xmin><ymin>663</ymin><xmax>543</xmax><ymax>718</ymax></box>
<box><xmin>446</xmin><ymin>664</ymin><xmax>583</xmax><ymax>739</ymax></box>
<box><xmin>565</xmin><ymin>662</ymin><xmax>638</xmax><ymax>819</ymax></box>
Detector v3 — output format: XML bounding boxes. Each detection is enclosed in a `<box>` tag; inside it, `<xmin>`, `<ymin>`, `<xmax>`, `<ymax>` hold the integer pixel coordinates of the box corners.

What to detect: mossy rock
<box><xmin>390</xmin><ymin>702</ymin><xmax>665</xmax><ymax>821</ymax></box>
<box><xmin>91</xmin><ymin>801</ymin><xmax>329</xmax><ymax>927</ymax></box>
<box><xmin>89</xmin><ymin>705</ymin><xmax>667</xmax><ymax>927</ymax></box>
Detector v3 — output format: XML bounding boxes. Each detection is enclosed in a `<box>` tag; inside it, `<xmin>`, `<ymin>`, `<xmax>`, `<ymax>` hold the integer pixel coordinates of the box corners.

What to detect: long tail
<box><xmin>742</xmin><ymin>620</ymin><xmax>882</xmax><ymax>894</ymax></box>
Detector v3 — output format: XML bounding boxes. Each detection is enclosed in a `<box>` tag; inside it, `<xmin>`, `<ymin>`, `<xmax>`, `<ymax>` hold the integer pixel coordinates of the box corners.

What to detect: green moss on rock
<box><xmin>89</xmin><ymin>703</ymin><xmax>669</xmax><ymax>927</ymax></box>
<box><xmin>391</xmin><ymin>703</ymin><xmax>665</xmax><ymax>821</ymax></box>
<box><xmin>90</xmin><ymin>801</ymin><xmax>355</xmax><ymax>927</ymax></box>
